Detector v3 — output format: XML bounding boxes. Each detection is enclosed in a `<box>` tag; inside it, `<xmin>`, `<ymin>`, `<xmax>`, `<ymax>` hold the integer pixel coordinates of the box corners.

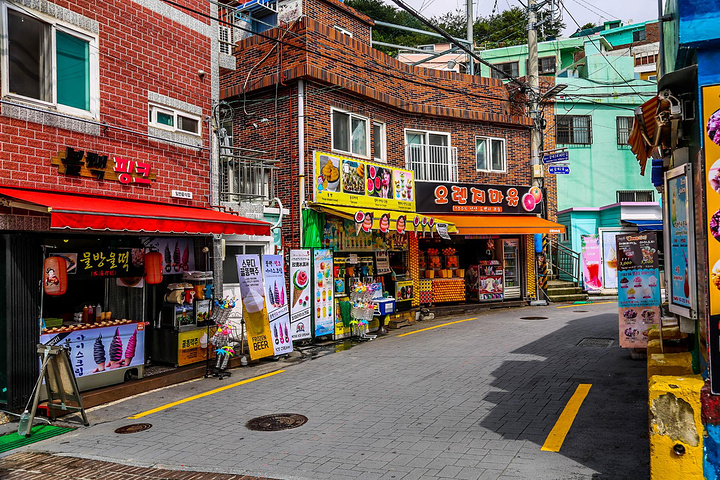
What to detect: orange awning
<box><xmin>439</xmin><ymin>215</ymin><xmax>565</xmax><ymax>235</ymax></box>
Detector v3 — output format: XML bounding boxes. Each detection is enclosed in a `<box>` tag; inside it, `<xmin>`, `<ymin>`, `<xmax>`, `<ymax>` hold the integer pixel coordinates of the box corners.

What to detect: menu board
<box><xmin>313</xmin><ymin>249</ymin><xmax>334</xmax><ymax>337</ymax></box>
<box><xmin>616</xmin><ymin>232</ymin><xmax>661</xmax><ymax>348</ymax></box>
<box><xmin>314</xmin><ymin>151</ymin><xmax>415</xmax><ymax>212</ymax></box>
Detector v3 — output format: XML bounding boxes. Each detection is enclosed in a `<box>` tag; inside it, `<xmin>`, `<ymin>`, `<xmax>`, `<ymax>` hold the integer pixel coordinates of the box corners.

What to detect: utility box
<box><xmin>648</xmin><ymin>375</ymin><xmax>704</xmax><ymax>480</ymax></box>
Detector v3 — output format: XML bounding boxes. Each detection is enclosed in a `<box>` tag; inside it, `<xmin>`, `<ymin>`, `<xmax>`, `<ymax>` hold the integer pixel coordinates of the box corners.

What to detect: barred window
<box><xmin>491</xmin><ymin>61</ymin><xmax>518</xmax><ymax>79</ymax></box>
<box><xmin>616</xmin><ymin>116</ymin><xmax>633</xmax><ymax>145</ymax></box>
<box><xmin>617</xmin><ymin>190</ymin><xmax>654</xmax><ymax>202</ymax></box>
<box><xmin>555</xmin><ymin>115</ymin><xmax>592</xmax><ymax>145</ymax></box>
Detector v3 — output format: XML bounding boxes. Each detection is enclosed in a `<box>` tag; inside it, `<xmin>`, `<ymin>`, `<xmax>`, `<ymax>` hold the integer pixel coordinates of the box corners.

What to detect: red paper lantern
<box><xmin>144</xmin><ymin>251</ymin><xmax>163</xmax><ymax>285</ymax></box>
<box><xmin>43</xmin><ymin>256</ymin><xmax>67</xmax><ymax>296</ymax></box>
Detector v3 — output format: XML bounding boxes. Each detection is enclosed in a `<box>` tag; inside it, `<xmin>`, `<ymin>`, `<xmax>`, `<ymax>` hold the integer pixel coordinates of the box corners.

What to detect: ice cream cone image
<box><xmin>92</xmin><ymin>334</ymin><xmax>106</xmax><ymax>373</ymax></box>
<box><xmin>122</xmin><ymin>330</ymin><xmax>137</xmax><ymax>366</ymax></box>
<box><xmin>106</xmin><ymin>328</ymin><xmax>124</xmax><ymax>369</ymax></box>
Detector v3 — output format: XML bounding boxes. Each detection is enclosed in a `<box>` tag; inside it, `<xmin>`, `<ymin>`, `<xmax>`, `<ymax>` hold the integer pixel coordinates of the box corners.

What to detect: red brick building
<box><xmin>222</xmin><ymin>0</ymin><xmax>561</xmax><ymax>312</ymax></box>
<box><xmin>0</xmin><ymin>0</ymin><xmax>270</xmax><ymax>411</ymax></box>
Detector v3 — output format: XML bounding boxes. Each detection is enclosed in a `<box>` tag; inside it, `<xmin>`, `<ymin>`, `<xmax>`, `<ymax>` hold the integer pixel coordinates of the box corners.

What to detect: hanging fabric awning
<box><xmin>621</xmin><ymin>219</ymin><xmax>663</xmax><ymax>232</ymax></box>
<box><xmin>629</xmin><ymin>96</ymin><xmax>659</xmax><ymax>176</ymax></box>
<box><xmin>0</xmin><ymin>186</ymin><xmax>271</xmax><ymax>236</ymax></box>
<box><xmin>434</xmin><ymin>214</ymin><xmax>565</xmax><ymax>235</ymax></box>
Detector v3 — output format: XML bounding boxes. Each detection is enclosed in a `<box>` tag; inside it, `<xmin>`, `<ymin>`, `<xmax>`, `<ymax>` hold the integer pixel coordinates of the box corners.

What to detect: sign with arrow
<box><xmin>548</xmin><ymin>165</ymin><xmax>570</xmax><ymax>175</ymax></box>
<box><xmin>542</xmin><ymin>151</ymin><xmax>569</xmax><ymax>164</ymax></box>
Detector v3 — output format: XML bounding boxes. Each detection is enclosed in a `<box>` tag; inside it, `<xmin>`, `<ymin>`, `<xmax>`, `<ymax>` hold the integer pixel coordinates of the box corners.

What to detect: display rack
<box><xmin>349</xmin><ymin>282</ymin><xmax>378</xmax><ymax>340</ymax></box>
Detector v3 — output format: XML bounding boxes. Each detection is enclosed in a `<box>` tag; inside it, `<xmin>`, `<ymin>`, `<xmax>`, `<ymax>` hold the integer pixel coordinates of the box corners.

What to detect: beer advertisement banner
<box><xmin>262</xmin><ymin>255</ymin><xmax>293</xmax><ymax>355</ymax></box>
<box><xmin>313</xmin><ymin>151</ymin><xmax>415</xmax><ymax>212</ymax></box>
<box><xmin>616</xmin><ymin>232</ymin><xmax>661</xmax><ymax>348</ymax></box>
<box><xmin>702</xmin><ymin>85</ymin><xmax>720</xmax><ymax>392</ymax></box>
<box><xmin>313</xmin><ymin>249</ymin><xmax>335</xmax><ymax>337</ymax></box>
<box><xmin>289</xmin><ymin>249</ymin><xmax>312</xmax><ymax>340</ymax></box>
<box><xmin>236</xmin><ymin>255</ymin><xmax>274</xmax><ymax>360</ymax></box>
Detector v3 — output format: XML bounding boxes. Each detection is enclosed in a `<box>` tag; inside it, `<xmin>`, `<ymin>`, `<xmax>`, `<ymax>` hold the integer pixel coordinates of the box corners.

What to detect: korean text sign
<box><xmin>236</xmin><ymin>255</ymin><xmax>274</xmax><ymax>360</ymax></box>
<box><xmin>415</xmin><ymin>181</ymin><xmax>542</xmax><ymax>214</ymax></box>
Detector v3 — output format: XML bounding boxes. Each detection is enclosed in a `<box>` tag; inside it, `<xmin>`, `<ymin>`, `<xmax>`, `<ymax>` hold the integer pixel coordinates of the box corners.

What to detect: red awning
<box><xmin>629</xmin><ymin>96</ymin><xmax>659</xmax><ymax>175</ymax></box>
<box><xmin>0</xmin><ymin>186</ymin><xmax>271</xmax><ymax>236</ymax></box>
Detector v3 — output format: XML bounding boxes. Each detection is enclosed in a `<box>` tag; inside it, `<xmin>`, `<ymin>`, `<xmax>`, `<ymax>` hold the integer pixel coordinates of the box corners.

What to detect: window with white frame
<box><xmin>373</xmin><ymin>121</ymin><xmax>386</xmax><ymax>162</ymax></box>
<box><xmin>332</xmin><ymin>109</ymin><xmax>369</xmax><ymax>158</ymax></box>
<box><xmin>149</xmin><ymin>104</ymin><xmax>201</xmax><ymax>136</ymax></box>
<box><xmin>405</xmin><ymin>129</ymin><xmax>457</xmax><ymax>182</ymax></box>
<box><xmin>333</xmin><ymin>25</ymin><xmax>353</xmax><ymax>38</ymax></box>
<box><xmin>2</xmin><ymin>5</ymin><xmax>99</xmax><ymax>117</ymax></box>
<box><xmin>475</xmin><ymin>136</ymin><xmax>506</xmax><ymax>172</ymax></box>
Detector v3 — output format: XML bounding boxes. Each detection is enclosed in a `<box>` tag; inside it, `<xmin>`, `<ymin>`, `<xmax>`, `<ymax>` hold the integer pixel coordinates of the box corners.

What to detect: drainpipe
<box><xmin>298</xmin><ymin>80</ymin><xmax>305</xmax><ymax>248</ymax></box>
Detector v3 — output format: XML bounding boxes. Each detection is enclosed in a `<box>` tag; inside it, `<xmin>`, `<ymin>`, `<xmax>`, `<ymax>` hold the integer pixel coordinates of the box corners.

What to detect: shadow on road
<box><xmin>480</xmin><ymin>310</ymin><xmax>649</xmax><ymax>479</ymax></box>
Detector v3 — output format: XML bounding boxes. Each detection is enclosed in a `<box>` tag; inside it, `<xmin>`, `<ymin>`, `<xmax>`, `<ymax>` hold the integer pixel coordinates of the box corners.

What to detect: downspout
<box><xmin>298</xmin><ymin>79</ymin><xmax>305</xmax><ymax>247</ymax></box>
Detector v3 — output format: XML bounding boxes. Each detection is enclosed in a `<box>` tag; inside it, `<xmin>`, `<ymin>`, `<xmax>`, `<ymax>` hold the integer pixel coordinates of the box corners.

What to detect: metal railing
<box><xmin>220</xmin><ymin>152</ymin><xmax>277</xmax><ymax>203</ymax></box>
<box><xmin>404</xmin><ymin>144</ymin><xmax>458</xmax><ymax>182</ymax></box>
<box><xmin>550</xmin><ymin>239</ymin><xmax>581</xmax><ymax>285</ymax></box>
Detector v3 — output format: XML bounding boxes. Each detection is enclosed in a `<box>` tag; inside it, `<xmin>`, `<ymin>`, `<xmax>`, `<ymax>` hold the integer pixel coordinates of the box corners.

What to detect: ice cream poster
<box><xmin>618</xmin><ymin>306</ymin><xmax>659</xmax><ymax>348</ymax></box>
<box><xmin>601</xmin><ymin>231</ymin><xmax>621</xmax><ymax>290</ymax></box>
<box><xmin>236</xmin><ymin>254</ymin><xmax>274</xmax><ymax>360</ymax></box>
<box><xmin>40</xmin><ymin>323</ymin><xmax>145</xmax><ymax>378</ymax></box>
<box><xmin>289</xmin><ymin>249</ymin><xmax>312</xmax><ymax>341</ymax></box>
<box><xmin>142</xmin><ymin>237</ymin><xmax>195</xmax><ymax>275</ymax></box>
<box><xmin>313</xmin><ymin>249</ymin><xmax>334</xmax><ymax>337</ymax></box>
<box><xmin>668</xmin><ymin>172</ymin><xmax>691</xmax><ymax>309</ymax></box>
<box><xmin>178</xmin><ymin>326</ymin><xmax>216</xmax><ymax>366</ymax></box>
<box><xmin>581</xmin><ymin>235</ymin><xmax>602</xmax><ymax>290</ymax></box>
<box><xmin>262</xmin><ymin>255</ymin><xmax>293</xmax><ymax>355</ymax></box>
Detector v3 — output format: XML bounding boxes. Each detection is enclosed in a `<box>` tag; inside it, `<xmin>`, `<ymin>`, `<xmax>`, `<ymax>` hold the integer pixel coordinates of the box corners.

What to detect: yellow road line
<box><xmin>541</xmin><ymin>383</ymin><xmax>592</xmax><ymax>452</ymax></box>
<box><xmin>556</xmin><ymin>301</ymin><xmax>615</xmax><ymax>309</ymax></box>
<box><xmin>127</xmin><ymin>370</ymin><xmax>284</xmax><ymax>419</ymax></box>
<box><xmin>397</xmin><ymin>317</ymin><xmax>477</xmax><ymax>337</ymax></box>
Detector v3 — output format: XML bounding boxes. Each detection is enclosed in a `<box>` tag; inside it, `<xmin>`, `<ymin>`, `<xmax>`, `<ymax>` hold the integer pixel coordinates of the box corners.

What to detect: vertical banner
<box><xmin>581</xmin><ymin>235</ymin><xmax>603</xmax><ymax>290</ymax></box>
<box><xmin>313</xmin><ymin>249</ymin><xmax>334</xmax><ymax>337</ymax></box>
<box><xmin>600</xmin><ymin>231</ymin><xmax>621</xmax><ymax>290</ymax></box>
<box><xmin>236</xmin><ymin>255</ymin><xmax>274</xmax><ymax>360</ymax></box>
<box><xmin>702</xmin><ymin>85</ymin><xmax>720</xmax><ymax>392</ymax></box>
<box><xmin>616</xmin><ymin>232</ymin><xmax>661</xmax><ymax>348</ymax></box>
<box><xmin>666</xmin><ymin>164</ymin><xmax>694</xmax><ymax>317</ymax></box>
<box><xmin>289</xmin><ymin>250</ymin><xmax>312</xmax><ymax>340</ymax></box>
<box><xmin>262</xmin><ymin>255</ymin><xmax>293</xmax><ymax>355</ymax></box>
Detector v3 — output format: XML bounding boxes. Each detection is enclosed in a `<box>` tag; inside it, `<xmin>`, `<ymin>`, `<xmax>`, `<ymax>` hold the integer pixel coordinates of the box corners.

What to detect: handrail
<box><xmin>549</xmin><ymin>239</ymin><xmax>581</xmax><ymax>285</ymax></box>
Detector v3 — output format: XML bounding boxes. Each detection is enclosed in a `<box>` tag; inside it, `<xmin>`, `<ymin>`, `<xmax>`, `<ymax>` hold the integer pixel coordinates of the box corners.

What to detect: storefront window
<box><xmin>223</xmin><ymin>244</ymin><xmax>265</xmax><ymax>284</ymax></box>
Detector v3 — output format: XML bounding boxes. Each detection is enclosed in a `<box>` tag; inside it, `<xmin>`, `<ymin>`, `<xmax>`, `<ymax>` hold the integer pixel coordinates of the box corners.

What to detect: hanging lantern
<box><xmin>144</xmin><ymin>251</ymin><xmax>164</xmax><ymax>285</ymax></box>
<box><xmin>43</xmin><ymin>256</ymin><xmax>67</xmax><ymax>296</ymax></box>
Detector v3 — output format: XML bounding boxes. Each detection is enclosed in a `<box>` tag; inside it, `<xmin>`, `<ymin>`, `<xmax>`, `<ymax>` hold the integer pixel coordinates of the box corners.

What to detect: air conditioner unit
<box><xmin>219</xmin><ymin>26</ymin><xmax>231</xmax><ymax>55</ymax></box>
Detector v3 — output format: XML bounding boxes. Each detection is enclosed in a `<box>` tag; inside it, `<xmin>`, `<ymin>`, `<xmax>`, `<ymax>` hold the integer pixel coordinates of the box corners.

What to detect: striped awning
<box><xmin>628</xmin><ymin>95</ymin><xmax>659</xmax><ymax>176</ymax></box>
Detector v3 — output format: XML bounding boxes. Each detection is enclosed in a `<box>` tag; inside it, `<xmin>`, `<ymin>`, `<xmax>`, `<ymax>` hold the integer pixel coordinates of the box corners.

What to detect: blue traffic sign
<box><xmin>548</xmin><ymin>165</ymin><xmax>571</xmax><ymax>174</ymax></box>
<box><xmin>542</xmin><ymin>151</ymin><xmax>569</xmax><ymax>164</ymax></box>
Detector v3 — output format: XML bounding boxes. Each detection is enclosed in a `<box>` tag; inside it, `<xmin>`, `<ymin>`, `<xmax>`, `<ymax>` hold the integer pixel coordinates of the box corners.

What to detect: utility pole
<box><xmin>467</xmin><ymin>0</ymin><xmax>474</xmax><ymax>75</ymax></box>
<box><xmin>528</xmin><ymin>0</ymin><xmax>541</xmax><ymax>187</ymax></box>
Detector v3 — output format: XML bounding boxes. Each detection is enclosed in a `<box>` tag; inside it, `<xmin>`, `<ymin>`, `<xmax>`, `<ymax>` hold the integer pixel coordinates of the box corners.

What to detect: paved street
<box><xmin>0</xmin><ymin>302</ymin><xmax>648</xmax><ymax>480</ymax></box>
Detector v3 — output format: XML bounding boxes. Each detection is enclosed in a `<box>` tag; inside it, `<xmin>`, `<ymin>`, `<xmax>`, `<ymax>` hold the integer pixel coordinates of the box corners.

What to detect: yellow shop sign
<box><xmin>314</xmin><ymin>151</ymin><xmax>416</xmax><ymax>212</ymax></box>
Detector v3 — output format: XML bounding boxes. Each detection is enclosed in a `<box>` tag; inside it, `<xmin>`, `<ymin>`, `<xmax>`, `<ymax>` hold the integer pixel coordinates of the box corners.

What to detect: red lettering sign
<box><xmin>451</xmin><ymin>186</ymin><xmax>468</xmax><ymax>204</ymax></box>
<box><xmin>434</xmin><ymin>185</ymin><xmax>449</xmax><ymax>204</ymax></box>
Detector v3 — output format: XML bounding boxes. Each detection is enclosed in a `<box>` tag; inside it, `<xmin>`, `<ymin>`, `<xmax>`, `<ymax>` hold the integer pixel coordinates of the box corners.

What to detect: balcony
<box><xmin>220</xmin><ymin>148</ymin><xmax>277</xmax><ymax>203</ymax></box>
<box><xmin>405</xmin><ymin>144</ymin><xmax>458</xmax><ymax>183</ymax></box>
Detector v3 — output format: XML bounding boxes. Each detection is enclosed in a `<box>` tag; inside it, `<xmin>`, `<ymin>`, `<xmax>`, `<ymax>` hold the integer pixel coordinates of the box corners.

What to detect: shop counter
<box><xmin>430</xmin><ymin>278</ymin><xmax>466</xmax><ymax>303</ymax></box>
<box><xmin>39</xmin><ymin>320</ymin><xmax>146</xmax><ymax>392</ymax></box>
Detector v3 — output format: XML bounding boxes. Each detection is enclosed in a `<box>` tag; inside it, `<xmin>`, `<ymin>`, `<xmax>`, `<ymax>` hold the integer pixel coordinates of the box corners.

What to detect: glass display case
<box><xmin>503</xmin><ymin>239</ymin><xmax>521</xmax><ymax>299</ymax></box>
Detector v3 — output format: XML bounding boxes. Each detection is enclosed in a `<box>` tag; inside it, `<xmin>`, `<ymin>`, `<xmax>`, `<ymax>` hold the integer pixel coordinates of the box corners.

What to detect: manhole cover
<box><xmin>573</xmin><ymin>310</ymin><xmax>589</xmax><ymax>313</ymax></box>
<box><xmin>114</xmin><ymin>423</ymin><xmax>152</xmax><ymax>434</ymax></box>
<box><xmin>246</xmin><ymin>413</ymin><xmax>308</xmax><ymax>431</ymax></box>
<box><xmin>577</xmin><ymin>338</ymin><xmax>614</xmax><ymax>348</ymax></box>
<box><xmin>520</xmin><ymin>316</ymin><xmax>549</xmax><ymax>320</ymax></box>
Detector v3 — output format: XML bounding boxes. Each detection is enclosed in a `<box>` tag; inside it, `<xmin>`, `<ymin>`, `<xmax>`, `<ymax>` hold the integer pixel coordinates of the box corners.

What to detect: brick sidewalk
<box><xmin>0</xmin><ymin>452</ymin><xmax>279</xmax><ymax>480</ymax></box>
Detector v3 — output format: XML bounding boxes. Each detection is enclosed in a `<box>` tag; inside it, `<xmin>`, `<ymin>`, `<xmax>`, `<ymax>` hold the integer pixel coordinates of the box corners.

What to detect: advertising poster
<box><xmin>600</xmin><ymin>231</ymin><xmax>621</xmax><ymax>290</ymax></box>
<box><xmin>616</xmin><ymin>232</ymin><xmax>661</xmax><ymax>348</ymax></box>
<box><xmin>415</xmin><ymin>181</ymin><xmax>543</xmax><ymax>215</ymax></box>
<box><xmin>581</xmin><ymin>235</ymin><xmax>602</xmax><ymax>290</ymax></box>
<box><xmin>314</xmin><ymin>151</ymin><xmax>415</xmax><ymax>212</ymax></box>
<box><xmin>236</xmin><ymin>254</ymin><xmax>274</xmax><ymax>360</ymax></box>
<box><xmin>40</xmin><ymin>322</ymin><xmax>145</xmax><ymax>378</ymax></box>
<box><xmin>143</xmin><ymin>237</ymin><xmax>195</xmax><ymax>275</ymax></box>
<box><xmin>178</xmin><ymin>327</ymin><xmax>216</xmax><ymax>366</ymax></box>
<box><xmin>703</xmin><ymin>85</ymin><xmax>720</xmax><ymax>391</ymax></box>
<box><xmin>262</xmin><ymin>255</ymin><xmax>293</xmax><ymax>355</ymax></box>
<box><xmin>667</xmin><ymin>167</ymin><xmax>692</xmax><ymax>312</ymax></box>
<box><xmin>313</xmin><ymin>249</ymin><xmax>335</xmax><ymax>337</ymax></box>
<box><xmin>289</xmin><ymin>250</ymin><xmax>312</xmax><ymax>341</ymax></box>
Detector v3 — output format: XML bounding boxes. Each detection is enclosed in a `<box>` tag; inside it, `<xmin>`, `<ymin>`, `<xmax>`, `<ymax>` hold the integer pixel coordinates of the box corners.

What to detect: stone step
<box><xmin>547</xmin><ymin>287</ymin><xmax>584</xmax><ymax>296</ymax></box>
<box><xmin>547</xmin><ymin>293</ymin><xmax>589</xmax><ymax>303</ymax></box>
<box><xmin>547</xmin><ymin>280</ymin><xmax>578</xmax><ymax>288</ymax></box>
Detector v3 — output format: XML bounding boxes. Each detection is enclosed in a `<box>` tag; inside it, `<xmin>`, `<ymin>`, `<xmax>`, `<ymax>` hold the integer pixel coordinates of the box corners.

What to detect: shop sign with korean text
<box><xmin>701</xmin><ymin>85</ymin><xmax>720</xmax><ymax>392</ymax></box>
<box><xmin>313</xmin><ymin>249</ymin><xmax>334</xmax><ymax>337</ymax></box>
<box><xmin>51</xmin><ymin>147</ymin><xmax>156</xmax><ymax>185</ymax></box>
<box><xmin>69</xmin><ymin>249</ymin><xmax>144</xmax><ymax>278</ymax></box>
<box><xmin>178</xmin><ymin>326</ymin><xmax>216</xmax><ymax>366</ymax></box>
<box><xmin>236</xmin><ymin>254</ymin><xmax>274</xmax><ymax>360</ymax></box>
<box><xmin>262</xmin><ymin>255</ymin><xmax>293</xmax><ymax>355</ymax></box>
<box><xmin>314</xmin><ymin>151</ymin><xmax>415</xmax><ymax>212</ymax></box>
<box><xmin>616</xmin><ymin>232</ymin><xmax>661</xmax><ymax>348</ymax></box>
<box><xmin>289</xmin><ymin>250</ymin><xmax>312</xmax><ymax>340</ymax></box>
<box><xmin>415</xmin><ymin>181</ymin><xmax>543</xmax><ymax>214</ymax></box>
<box><xmin>40</xmin><ymin>322</ymin><xmax>145</xmax><ymax>378</ymax></box>
<box><xmin>666</xmin><ymin>164</ymin><xmax>695</xmax><ymax>317</ymax></box>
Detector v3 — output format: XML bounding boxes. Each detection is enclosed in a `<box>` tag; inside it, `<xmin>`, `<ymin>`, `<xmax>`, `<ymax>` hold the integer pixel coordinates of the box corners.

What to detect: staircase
<box><xmin>546</xmin><ymin>279</ymin><xmax>589</xmax><ymax>303</ymax></box>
